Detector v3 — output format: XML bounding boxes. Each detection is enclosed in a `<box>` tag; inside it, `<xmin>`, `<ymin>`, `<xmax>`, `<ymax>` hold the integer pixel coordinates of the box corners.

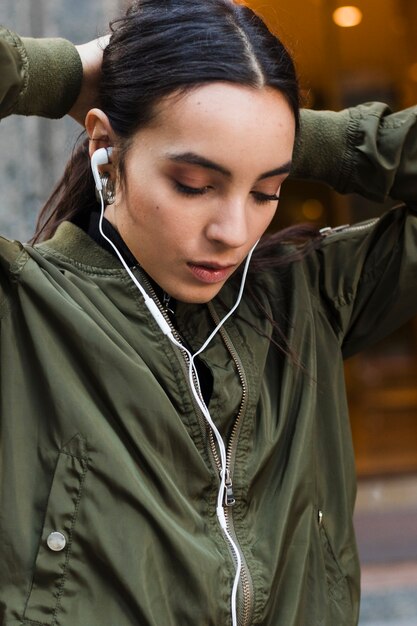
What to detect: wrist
<box><xmin>291</xmin><ymin>107</ymin><xmax>352</xmax><ymax>191</ymax></box>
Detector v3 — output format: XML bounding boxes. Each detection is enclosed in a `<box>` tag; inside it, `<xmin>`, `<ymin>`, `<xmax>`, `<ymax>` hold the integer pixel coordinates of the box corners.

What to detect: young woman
<box><xmin>0</xmin><ymin>1</ymin><xmax>416</xmax><ymax>625</ymax></box>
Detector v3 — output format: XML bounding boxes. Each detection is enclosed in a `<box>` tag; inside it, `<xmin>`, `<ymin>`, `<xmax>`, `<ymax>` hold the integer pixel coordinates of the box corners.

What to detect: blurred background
<box><xmin>1</xmin><ymin>1</ymin><xmax>417</xmax><ymax>623</ymax></box>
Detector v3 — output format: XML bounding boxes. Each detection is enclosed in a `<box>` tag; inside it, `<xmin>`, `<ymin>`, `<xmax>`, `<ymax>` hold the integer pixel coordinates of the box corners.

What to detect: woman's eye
<box><xmin>251</xmin><ymin>191</ymin><xmax>280</xmax><ymax>205</ymax></box>
<box><xmin>174</xmin><ymin>181</ymin><xmax>210</xmax><ymax>196</ymax></box>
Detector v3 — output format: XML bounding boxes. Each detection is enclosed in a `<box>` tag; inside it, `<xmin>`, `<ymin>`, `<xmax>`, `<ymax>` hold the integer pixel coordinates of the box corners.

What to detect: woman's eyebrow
<box><xmin>165</xmin><ymin>151</ymin><xmax>292</xmax><ymax>180</ymax></box>
<box><xmin>166</xmin><ymin>152</ymin><xmax>231</xmax><ymax>177</ymax></box>
<box><xmin>257</xmin><ymin>161</ymin><xmax>292</xmax><ymax>180</ymax></box>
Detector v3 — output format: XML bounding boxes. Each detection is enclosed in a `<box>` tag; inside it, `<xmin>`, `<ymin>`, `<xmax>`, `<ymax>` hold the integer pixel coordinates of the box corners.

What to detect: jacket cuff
<box><xmin>0</xmin><ymin>27</ymin><xmax>27</xmax><ymax>117</ymax></box>
<box><xmin>291</xmin><ymin>107</ymin><xmax>353</xmax><ymax>191</ymax></box>
<box><xmin>16</xmin><ymin>35</ymin><xmax>83</xmax><ymax>118</ymax></box>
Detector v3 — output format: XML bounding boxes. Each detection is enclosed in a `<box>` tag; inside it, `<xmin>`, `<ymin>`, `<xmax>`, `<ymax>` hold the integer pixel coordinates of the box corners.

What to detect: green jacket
<box><xmin>1</xmin><ymin>27</ymin><xmax>417</xmax><ymax>626</ymax></box>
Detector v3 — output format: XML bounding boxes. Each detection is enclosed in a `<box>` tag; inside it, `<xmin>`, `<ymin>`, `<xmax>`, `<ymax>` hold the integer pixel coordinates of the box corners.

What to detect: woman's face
<box><xmin>106</xmin><ymin>83</ymin><xmax>296</xmax><ymax>303</ymax></box>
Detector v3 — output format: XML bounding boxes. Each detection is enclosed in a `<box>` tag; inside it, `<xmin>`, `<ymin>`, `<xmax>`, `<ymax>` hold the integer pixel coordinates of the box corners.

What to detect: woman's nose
<box><xmin>205</xmin><ymin>199</ymin><xmax>248</xmax><ymax>248</ymax></box>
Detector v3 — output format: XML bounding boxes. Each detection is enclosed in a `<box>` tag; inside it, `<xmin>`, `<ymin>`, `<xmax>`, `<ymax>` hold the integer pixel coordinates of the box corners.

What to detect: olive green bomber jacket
<box><xmin>1</xmin><ymin>27</ymin><xmax>417</xmax><ymax>626</ymax></box>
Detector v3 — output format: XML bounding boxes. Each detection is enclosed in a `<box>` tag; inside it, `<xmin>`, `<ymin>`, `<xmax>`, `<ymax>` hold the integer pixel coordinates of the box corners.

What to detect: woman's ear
<box><xmin>85</xmin><ymin>108</ymin><xmax>115</xmax><ymax>159</ymax></box>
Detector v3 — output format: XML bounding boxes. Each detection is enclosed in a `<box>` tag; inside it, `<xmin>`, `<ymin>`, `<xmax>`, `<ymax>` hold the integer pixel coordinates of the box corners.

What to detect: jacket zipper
<box><xmin>135</xmin><ymin>269</ymin><xmax>254</xmax><ymax>626</ymax></box>
<box><xmin>134</xmin><ymin>269</ymin><xmax>209</xmax><ymax>440</ymax></box>
<box><xmin>319</xmin><ymin>218</ymin><xmax>379</xmax><ymax>237</ymax></box>
<box><xmin>208</xmin><ymin>302</ymin><xmax>254</xmax><ymax>626</ymax></box>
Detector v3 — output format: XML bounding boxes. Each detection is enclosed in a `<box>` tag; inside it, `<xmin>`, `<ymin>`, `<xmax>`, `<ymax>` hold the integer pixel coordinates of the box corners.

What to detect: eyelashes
<box><xmin>251</xmin><ymin>192</ymin><xmax>280</xmax><ymax>204</ymax></box>
<box><xmin>174</xmin><ymin>182</ymin><xmax>279</xmax><ymax>205</ymax></box>
<box><xmin>174</xmin><ymin>182</ymin><xmax>210</xmax><ymax>196</ymax></box>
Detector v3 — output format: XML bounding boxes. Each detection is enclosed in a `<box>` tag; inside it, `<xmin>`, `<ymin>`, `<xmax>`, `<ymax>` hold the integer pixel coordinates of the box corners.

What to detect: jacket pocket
<box><xmin>23</xmin><ymin>433</ymin><xmax>88</xmax><ymax>625</ymax></box>
<box><xmin>318</xmin><ymin>510</ymin><xmax>353</xmax><ymax>624</ymax></box>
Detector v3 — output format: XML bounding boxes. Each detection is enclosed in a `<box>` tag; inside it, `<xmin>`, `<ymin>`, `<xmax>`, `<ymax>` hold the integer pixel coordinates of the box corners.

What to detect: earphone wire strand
<box><xmin>97</xmin><ymin>186</ymin><xmax>258</xmax><ymax>626</ymax></box>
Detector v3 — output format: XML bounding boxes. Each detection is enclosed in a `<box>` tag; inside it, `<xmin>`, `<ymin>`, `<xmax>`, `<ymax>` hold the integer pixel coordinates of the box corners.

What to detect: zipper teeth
<box><xmin>340</xmin><ymin>218</ymin><xmax>379</xmax><ymax>233</ymax></box>
<box><xmin>206</xmin><ymin>303</ymin><xmax>248</xmax><ymax>471</ymax></box>
<box><xmin>220</xmin><ymin>332</ymin><xmax>247</xmax><ymax>470</ymax></box>
<box><xmin>136</xmin><ymin>269</ymin><xmax>207</xmax><ymax>424</ymax></box>
<box><xmin>137</xmin><ymin>269</ymin><xmax>180</xmax><ymax>340</ymax></box>
<box><xmin>136</xmin><ymin>274</ymin><xmax>253</xmax><ymax>626</ymax></box>
<box><xmin>238</xmin><ymin>570</ymin><xmax>253</xmax><ymax>626</ymax></box>
<box><xmin>320</xmin><ymin>218</ymin><xmax>379</xmax><ymax>237</ymax></box>
<box><xmin>207</xmin><ymin>302</ymin><xmax>253</xmax><ymax>626</ymax></box>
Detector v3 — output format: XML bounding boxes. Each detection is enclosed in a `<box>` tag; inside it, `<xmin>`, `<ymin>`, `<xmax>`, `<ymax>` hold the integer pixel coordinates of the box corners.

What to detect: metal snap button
<box><xmin>46</xmin><ymin>531</ymin><xmax>67</xmax><ymax>552</ymax></box>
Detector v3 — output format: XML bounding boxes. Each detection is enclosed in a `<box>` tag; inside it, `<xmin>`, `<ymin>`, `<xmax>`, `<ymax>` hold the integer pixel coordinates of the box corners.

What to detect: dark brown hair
<box><xmin>32</xmin><ymin>0</ymin><xmax>321</xmax><ymax>360</ymax></box>
<box><xmin>32</xmin><ymin>0</ymin><xmax>302</xmax><ymax>242</ymax></box>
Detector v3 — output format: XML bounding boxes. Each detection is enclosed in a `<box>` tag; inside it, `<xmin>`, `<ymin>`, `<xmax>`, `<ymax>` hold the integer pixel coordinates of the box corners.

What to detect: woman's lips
<box><xmin>187</xmin><ymin>262</ymin><xmax>235</xmax><ymax>284</ymax></box>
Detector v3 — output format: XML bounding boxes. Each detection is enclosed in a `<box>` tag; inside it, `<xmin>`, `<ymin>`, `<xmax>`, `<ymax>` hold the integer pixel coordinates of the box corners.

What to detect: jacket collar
<box><xmin>36</xmin><ymin>221</ymin><xmax>131</xmax><ymax>270</ymax></box>
<box><xmin>37</xmin><ymin>219</ymin><xmax>179</xmax><ymax>320</ymax></box>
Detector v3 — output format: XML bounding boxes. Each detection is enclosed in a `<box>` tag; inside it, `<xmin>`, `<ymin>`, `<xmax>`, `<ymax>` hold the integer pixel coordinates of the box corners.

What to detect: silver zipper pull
<box><xmin>319</xmin><ymin>224</ymin><xmax>350</xmax><ymax>237</ymax></box>
<box><xmin>223</xmin><ymin>470</ymin><xmax>236</xmax><ymax>507</ymax></box>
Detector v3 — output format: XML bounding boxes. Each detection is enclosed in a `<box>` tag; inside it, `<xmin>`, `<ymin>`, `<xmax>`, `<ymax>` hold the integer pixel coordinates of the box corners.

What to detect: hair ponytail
<box><xmin>31</xmin><ymin>135</ymin><xmax>97</xmax><ymax>243</ymax></box>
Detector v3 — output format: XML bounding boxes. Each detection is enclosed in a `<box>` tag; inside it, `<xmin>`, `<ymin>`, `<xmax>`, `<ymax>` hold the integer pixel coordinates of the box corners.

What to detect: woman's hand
<box><xmin>69</xmin><ymin>35</ymin><xmax>110</xmax><ymax>126</ymax></box>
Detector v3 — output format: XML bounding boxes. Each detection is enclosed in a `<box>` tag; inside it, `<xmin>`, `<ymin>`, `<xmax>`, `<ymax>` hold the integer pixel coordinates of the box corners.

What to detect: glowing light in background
<box><xmin>301</xmin><ymin>199</ymin><xmax>324</xmax><ymax>221</ymax></box>
<box><xmin>333</xmin><ymin>6</ymin><xmax>363</xmax><ymax>28</ymax></box>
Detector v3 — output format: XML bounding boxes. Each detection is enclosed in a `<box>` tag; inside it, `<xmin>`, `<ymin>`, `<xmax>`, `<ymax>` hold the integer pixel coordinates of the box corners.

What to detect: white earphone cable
<box><xmin>97</xmin><ymin>187</ymin><xmax>257</xmax><ymax>626</ymax></box>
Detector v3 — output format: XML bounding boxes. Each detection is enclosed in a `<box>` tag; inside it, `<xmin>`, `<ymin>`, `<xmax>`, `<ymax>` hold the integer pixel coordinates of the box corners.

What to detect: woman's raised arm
<box><xmin>293</xmin><ymin>104</ymin><xmax>417</xmax><ymax>206</ymax></box>
<box><xmin>0</xmin><ymin>26</ymin><xmax>107</xmax><ymax>125</ymax></box>
<box><xmin>2</xmin><ymin>26</ymin><xmax>416</xmax><ymax>206</ymax></box>
<box><xmin>0</xmin><ymin>27</ymin><xmax>23</xmax><ymax>117</ymax></box>
<box><xmin>0</xmin><ymin>26</ymin><xmax>82</xmax><ymax>120</ymax></box>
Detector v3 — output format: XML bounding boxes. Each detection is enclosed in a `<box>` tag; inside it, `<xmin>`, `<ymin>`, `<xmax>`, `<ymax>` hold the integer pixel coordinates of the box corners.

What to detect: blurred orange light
<box><xmin>301</xmin><ymin>199</ymin><xmax>324</xmax><ymax>221</ymax></box>
<box><xmin>333</xmin><ymin>6</ymin><xmax>363</xmax><ymax>28</ymax></box>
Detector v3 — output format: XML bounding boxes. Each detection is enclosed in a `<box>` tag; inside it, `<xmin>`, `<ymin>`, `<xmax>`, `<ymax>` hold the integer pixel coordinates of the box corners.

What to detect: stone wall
<box><xmin>0</xmin><ymin>0</ymin><xmax>123</xmax><ymax>241</ymax></box>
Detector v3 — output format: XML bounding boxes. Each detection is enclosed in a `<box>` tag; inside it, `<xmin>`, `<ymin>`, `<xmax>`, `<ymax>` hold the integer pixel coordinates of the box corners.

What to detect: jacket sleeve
<box><xmin>293</xmin><ymin>104</ymin><xmax>417</xmax><ymax>206</ymax></box>
<box><xmin>0</xmin><ymin>26</ymin><xmax>82</xmax><ymax>119</ymax></box>
<box><xmin>304</xmin><ymin>205</ymin><xmax>417</xmax><ymax>358</ymax></box>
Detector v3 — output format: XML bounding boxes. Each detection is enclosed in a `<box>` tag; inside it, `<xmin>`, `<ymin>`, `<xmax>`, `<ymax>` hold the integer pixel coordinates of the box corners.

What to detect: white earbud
<box><xmin>91</xmin><ymin>147</ymin><xmax>113</xmax><ymax>192</ymax></box>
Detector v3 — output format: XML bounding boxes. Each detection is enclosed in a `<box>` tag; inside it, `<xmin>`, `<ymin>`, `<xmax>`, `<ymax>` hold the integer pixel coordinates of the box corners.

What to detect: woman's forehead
<box><xmin>132</xmin><ymin>82</ymin><xmax>296</xmax><ymax>176</ymax></box>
